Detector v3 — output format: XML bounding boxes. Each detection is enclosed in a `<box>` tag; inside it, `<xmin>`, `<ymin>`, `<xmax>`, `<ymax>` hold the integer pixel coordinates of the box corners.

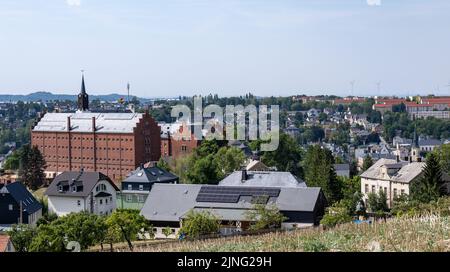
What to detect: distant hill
<box><xmin>0</xmin><ymin>92</ymin><xmax>151</xmax><ymax>102</ymax></box>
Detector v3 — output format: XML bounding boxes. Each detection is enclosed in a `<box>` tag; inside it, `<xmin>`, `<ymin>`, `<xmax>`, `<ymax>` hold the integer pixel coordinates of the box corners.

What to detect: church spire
<box><xmin>77</xmin><ymin>70</ymin><xmax>89</xmax><ymax>112</ymax></box>
<box><xmin>81</xmin><ymin>71</ymin><xmax>86</xmax><ymax>94</ymax></box>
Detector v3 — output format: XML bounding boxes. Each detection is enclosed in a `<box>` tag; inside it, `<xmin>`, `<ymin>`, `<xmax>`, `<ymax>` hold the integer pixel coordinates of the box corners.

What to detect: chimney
<box><xmin>241</xmin><ymin>169</ymin><xmax>248</xmax><ymax>182</ymax></box>
<box><xmin>92</xmin><ymin>116</ymin><xmax>96</xmax><ymax>132</ymax></box>
<box><xmin>67</xmin><ymin>116</ymin><xmax>71</xmax><ymax>131</ymax></box>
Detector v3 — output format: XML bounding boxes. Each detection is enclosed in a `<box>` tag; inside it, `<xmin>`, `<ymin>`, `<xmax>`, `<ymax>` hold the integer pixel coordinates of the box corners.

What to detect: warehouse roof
<box><xmin>32</xmin><ymin>112</ymin><xmax>145</xmax><ymax>133</ymax></box>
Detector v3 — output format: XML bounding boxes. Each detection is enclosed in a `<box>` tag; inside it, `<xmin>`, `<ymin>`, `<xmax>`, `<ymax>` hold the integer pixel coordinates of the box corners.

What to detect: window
<box><xmin>105</xmin><ymin>199</ymin><xmax>108</xmax><ymax>204</ymax></box>
<box><xmin>401</xmin><ymin>189</ymin><xmax>405</xmax><ymax>195</ymax></box>
<box><xmin>100</xmin><ymin>199</ymin><xmax>103</xmax><ymax>205</ymax></box>
<box><xmin>72</xmin><ymin>186</ymin><xmax>77</xmax><ymax>192</ymax></box>
<box><xmin>139</xmin><ymin>185</ymin><xmax>144</xmax><ymax>191</ymax></box>
<box><xmin>126</xmin><ymin>195</ymin><xmax>132</xmax><ymax>202</ymax></box>
<box><xmin>77</xmin><ymin>200</ymin><xmax>81</xmax><ymax>206</ymax></box>
<box><xmin>58</xmin><ymin>185</ymin><xmax>63</xmax><ymax>192</ymax></box>
<box><xmin>364</xmin><ymin>184</ymin><xmax>369</xmax><ymax>193</ymax></box>
<box><xmin>371</xmin><ymin>185</ymin><xmax>376</xmax><ymax>193</ymax></box>
<box><xmin>393</xmin><ymin>189</ymin><xmax>398</xmax><ymax>198</ymax></box>
<box><xmin>138</xmin><ymin>195</ymin><xmax>145</xmax><ymax>203</ymax></box>
<box><xmin>181</xmin><ymin>145</ymin><xmax>187</xmax><ymax>152</ymax></box>
<box><xmin>96</xmin><ymin>184</ymin><xmax>107</xmax><ymax>192</ymax></box>
<box><xmin>127</xmin><ymin>184</ymin><xmax>132</xmax><ymax>191</ymax></box>
<box><xmin>384</xmin><ymin>187</ymin><xmax>387</xmax><ymax>194</ymax></box>
<box><xmin>8</xmin><ymin>204</ymin><xmax>13</xmax><ymax>211</ymax></box>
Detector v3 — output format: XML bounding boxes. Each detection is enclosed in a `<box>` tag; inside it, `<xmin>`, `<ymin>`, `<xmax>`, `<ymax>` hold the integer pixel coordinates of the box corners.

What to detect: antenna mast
<box><xmin>127</xmin><ymin>82</ymin><xmax>130</xmax><ymax>103</ymax></box>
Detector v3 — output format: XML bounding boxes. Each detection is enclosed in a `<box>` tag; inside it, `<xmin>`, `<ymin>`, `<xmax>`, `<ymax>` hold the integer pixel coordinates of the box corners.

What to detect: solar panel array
<box><xmin>196</xmin><ymin>186</ymin><xmax>280</xmax><ymax>203</ymax></box>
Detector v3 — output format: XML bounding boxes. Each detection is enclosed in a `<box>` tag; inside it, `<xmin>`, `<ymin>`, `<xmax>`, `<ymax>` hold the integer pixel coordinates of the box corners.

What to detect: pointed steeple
<box><xmin>81</xmin><ymin>72</ymin><xmax>86</xmax><ymax>94</ymax></box>
<box><xmin>77</xmin><ymin>70</ymin><xmax>89</xmax><ymax>112</ymax></box>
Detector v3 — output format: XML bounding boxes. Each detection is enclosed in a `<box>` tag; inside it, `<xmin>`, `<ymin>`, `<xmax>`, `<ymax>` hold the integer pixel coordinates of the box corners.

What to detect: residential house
<box><xmin>284</xmin><ymin>125</ymin><xmax>301</xmax><ymax>139</ymax></box>
<box><xmin>0</xmin><ymin>182</ymin><xmax>42</xmax><ymax>226</ymax></box>
<box><xmin>360</xmin><ymin>158</ymin><xmax>437</xmax><ymax>208</ymax></box>
<box><xmin>45</xmin><ymin>171</ymin><xmax>120</xmax><ymax>216</ymax></box>
<box><xmin>140</xmin><ymin>184</ymin><xmax>327</xmax><ymax>238</ymax></box>
<box><xmin>418</xmin><ymin>139</ymin><xmax>441</xmax><ymax>152</ymax></box>
<box><xmin>219</xmin><ymin>170</ymin><xmax>306</xmax><ymax>188</ymax></box>
<box><xmin>0</xmin><ymin>171</ymin><xmax>18</xmax><ymax>185</ymax></box>
<box><xmin>228</xmin><ymin>140</ymin><xmax>253</xmax><ymax>158</ymax></box>
<box><xmin>392</xmin><ymin>136</ymin><xmax>412</xmax><ymax>147</ymax></box>
<box><xmin>334</xmin><ymin>164</ymin><xmax>350</xmax><ymax>178</ymax></box>
<box><xmin>117</xmin><ymin>165</ymin><xmax>179</xmax><ymax>210</ymax></box>
<box><xmin>307</xmin><ymin>108</ymin><xmax>320</xmax><ymax>118</ymax></box>
<box><xmin>245</xmin><ymin>160</ymin><xmax>270</xmax><ymax>171</ymax></box>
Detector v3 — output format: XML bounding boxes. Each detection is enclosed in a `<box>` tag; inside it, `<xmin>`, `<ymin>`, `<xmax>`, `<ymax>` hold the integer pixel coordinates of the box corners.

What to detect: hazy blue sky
<box><xmin>0</xmin><ymin>0</ymin><xmax>449</xmax><ymax>98</ymax></box>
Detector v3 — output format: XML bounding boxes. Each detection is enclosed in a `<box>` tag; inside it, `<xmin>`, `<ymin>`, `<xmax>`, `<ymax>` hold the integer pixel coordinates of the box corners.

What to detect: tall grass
<box><xmin>129</xmin><ymin>215</ymin><xmax>450</xmax><ymax>252</ymax></box>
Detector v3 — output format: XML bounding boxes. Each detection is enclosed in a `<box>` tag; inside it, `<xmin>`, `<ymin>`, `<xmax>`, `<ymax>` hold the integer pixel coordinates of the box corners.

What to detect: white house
<box><xmin>45</xmin><ymin>171</ymin><xmax>120</xmax><ymax>217</ymax></box>
<box><xmin>419</xmin><ymin>139</ymin><xmax>441</xmax><ymax>152</ymax></box>
<box><xmin>360</xmin><ymin>156</ymin><xmax>437</xmax><ymax>208</ymax></box>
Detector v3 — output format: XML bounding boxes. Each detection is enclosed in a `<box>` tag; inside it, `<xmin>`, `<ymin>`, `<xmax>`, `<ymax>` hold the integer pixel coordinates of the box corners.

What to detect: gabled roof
<box><xmin>123</xmin><ymin>166</ymin><xmax>179</xmax><ymax>184</ymax></box>
<box><xmin>2</xmin><ymin>182</ymin><xmax>42</xmax><ymax>214</ymax></box>
<box><xmin>219</xmin><ymin>171</ymin><xmax>306</xmax><ymax>188</ymax></box>
<box><xmin>246</xmin><ymin>160</ymin><xmax>270</xmax><ymax>171</ymax></box>
<box><xmin>140</xmin><ymin>184</ymin><xmax>323</xmax><ymax>222</ymax></box>
<box><xmin>360</xmin><ymin>158</ymin><xmax>425</xmax><ymax>183</ymax></box>
<box><xmin>45</xmin><ymin>171</ymin><xmax>119</xmax><ymax>197</ymax></box>
<box><xmin>419</xmin><ymin>139</ymin><xmax>441</xmax><ymax>146</ymax></box>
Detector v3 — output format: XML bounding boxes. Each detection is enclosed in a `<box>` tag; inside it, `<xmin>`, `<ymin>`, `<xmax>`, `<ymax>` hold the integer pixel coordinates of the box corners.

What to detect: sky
<box><xmin>0</xmin><ymin>0</ymin><xmax>449</xmax><ymax>98</ymax></box>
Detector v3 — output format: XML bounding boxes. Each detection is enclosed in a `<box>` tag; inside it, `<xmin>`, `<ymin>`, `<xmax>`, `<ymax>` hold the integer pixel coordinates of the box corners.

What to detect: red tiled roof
<box><xmin>404</xmin><ymin>102</ymin><xmax>433</xmax><ymax>107</ymax></box>
<box><xmin>334</xmin><ymin>98</ymin><xmax>366</xmax><ymax>104</ymax></box>
<box><xmin>374</xmin><ymin>104</ymin><xmax>393</xmax><ymax>108</ymax></box>
<box><xmin>421</xmin><ymin>98</ymin><xmax>450</xmax><ymax>106</ymax></box>
<box><xmin>0</xmin><ymin>235</ymin><xmax>11</xmax><ymax>252</ymax></box>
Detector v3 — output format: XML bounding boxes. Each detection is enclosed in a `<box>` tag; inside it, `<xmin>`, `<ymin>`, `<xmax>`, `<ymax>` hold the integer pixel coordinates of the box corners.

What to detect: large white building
<box><xmin>45</xmin><ymin>171</ymin><xmax>120</xmax><ymax>217</ymax></box>
<box><xmin>361</xmin><ymin>159</ymin><xmax>426</xmax><ymax>207</ymax></box>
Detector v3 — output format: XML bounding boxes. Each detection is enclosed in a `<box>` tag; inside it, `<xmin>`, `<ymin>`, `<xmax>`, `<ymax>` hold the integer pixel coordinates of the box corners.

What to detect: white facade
<box><xmin>28</xmin><ymin>209</ymin><xmax>42</xmax><ymax>226</ymax></box>
<box><xmin>361</xmin><ymin>177</ymin><xmax>412</xmax><ymax>208</ymax></box>
<box><xmin>48</xmin><ymin>179</ymin><xmax>117</xmax><ymax>217</ymax></box>
<box><xmin>360</xmin><ymin>159</ymin><xmax>425</xmax><ymax>208</ymax></box>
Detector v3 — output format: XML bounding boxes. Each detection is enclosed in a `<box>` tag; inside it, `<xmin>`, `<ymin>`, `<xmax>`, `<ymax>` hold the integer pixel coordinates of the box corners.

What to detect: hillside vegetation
<box><xmin>132</xmin><ymin>215</ymin><xmax>450</xmax><ymax>252</ymax></box>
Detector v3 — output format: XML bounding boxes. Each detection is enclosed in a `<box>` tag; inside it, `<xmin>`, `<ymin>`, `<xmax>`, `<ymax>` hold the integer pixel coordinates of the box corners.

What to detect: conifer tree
<box><xmin>410</xmin><ymin>153</ymin><xmax>443</xmax><ymax>203</ymax></box>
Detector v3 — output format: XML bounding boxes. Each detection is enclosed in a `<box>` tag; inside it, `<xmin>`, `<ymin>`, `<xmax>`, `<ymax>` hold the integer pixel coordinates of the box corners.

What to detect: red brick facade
<box><xmin>160</xmin><ymin>123</ymin><xmax>201</xmax><ymax>160</ymax></box>
<box><xmin>31</xmin><ymin>112</ymin><xmax>161</xmax><ymax>183</ymax></box>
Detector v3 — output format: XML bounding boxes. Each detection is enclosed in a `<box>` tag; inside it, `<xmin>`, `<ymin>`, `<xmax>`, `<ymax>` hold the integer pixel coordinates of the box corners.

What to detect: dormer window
<box><xmin>128</xmin><ymin>184</ymin><xmax>132</xmax><ymax>190</ymax></box>
<box><xmin>139</xmin><ymin>185</ymin><xmax>144</xmax><ymax>191</ymax></box>
<box><xmin>58</xmin><ymin>185</ymin><xmax>63</xmax><ymax>192</ymax></box>
<box><xmin>72</xmin><ymin>186</ymin><xmax>77</xmax><ymax>192</ymax></box>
